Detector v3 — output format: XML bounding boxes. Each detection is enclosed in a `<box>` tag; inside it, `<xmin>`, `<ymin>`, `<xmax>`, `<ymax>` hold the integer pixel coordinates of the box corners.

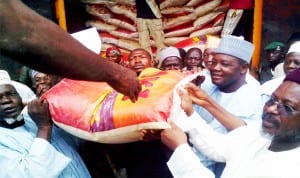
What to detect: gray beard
<box><xmin>273</xmin><ymin>130</ymin><xmax>300</xmax><ymax>143</ymax></box>
<box><xmin>4</xmin><ymin>114</ymin><xmax>24</xmax><ymax>125</ymax></box>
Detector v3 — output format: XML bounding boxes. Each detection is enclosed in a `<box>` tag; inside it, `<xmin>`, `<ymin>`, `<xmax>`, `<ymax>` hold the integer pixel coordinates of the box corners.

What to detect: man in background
<box><xmin>259</xmin><ymin>41</ymin><xmax>285</xmax><ymax>83</ymax></box>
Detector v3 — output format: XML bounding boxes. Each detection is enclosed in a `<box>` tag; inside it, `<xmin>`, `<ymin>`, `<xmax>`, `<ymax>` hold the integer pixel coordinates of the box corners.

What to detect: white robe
<box><xmin>0</xmin><ymin>107</ymin><xmax>91</xmax><ymax>178</ymax></box>
<box><xmin>168</xmin><ymin>113</ymin><xmax>300</xmax><ymax>178</ymax></box>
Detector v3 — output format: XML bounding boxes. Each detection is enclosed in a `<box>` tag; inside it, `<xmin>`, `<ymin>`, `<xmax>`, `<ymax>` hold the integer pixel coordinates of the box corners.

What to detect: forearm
<box><xmin>203</xmin><ymin>96</ymin><xmax>246</xmax><ymax>130</ymax></box>
<box><xmin>36</xmin><ymin>126</ymin><xmax>52</xmax><ymax>141</ymax></box>
<box><xmin>186</xmin><ymin>112</ymin><xmax>227</xmax><ymax>162</ymax></box>
<box><xmin>0</xmin><ymin>0</ymin><xmax>124</xmax><ymax>82</ymax></box>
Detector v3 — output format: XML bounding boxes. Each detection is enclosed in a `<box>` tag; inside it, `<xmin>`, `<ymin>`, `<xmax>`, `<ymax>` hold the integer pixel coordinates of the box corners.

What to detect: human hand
<box><xmin>161</xmin><ymin>122</ymin><xmax>188</xmax><ymax>151</ymax></box>
<box><xmin>177</xmin><ymin>87</ymin><xmax>194</xmax><ymax>116</ymax></box>
<box><xmin>190</xmin><ymin>75</ymin><xmax>205</xmax><ymax>86</ymax></box>
<box><xmin>140</xmin><ymin>129</ymin><xmax>162</xmax><ymax>142</ymax></box>
<box><xmin>36</xmin><ymin>84</ymin><xmax>51</xmax><ymax>97</ymax></box>
<box><xmin>107</xmin><ymin>67</ymin><xmax>141</xmax><ymax>103</ymax></box>
<box><xmin>28</xmin><ymin>98</ymin><xmax>52</xmax><ymax>128</ymax></box>
<box><xmin>185</xmin><ymin>83</ymin><xmax>209</xmax><ymax>107</ymax></box>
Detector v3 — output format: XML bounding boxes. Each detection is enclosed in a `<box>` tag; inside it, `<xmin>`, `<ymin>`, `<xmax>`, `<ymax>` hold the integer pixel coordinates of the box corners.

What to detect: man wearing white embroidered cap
<box><xmin>171</xmin><ymin>35</ymin><xmax>264</xmax><ymax>177</ymax></box>
<box><xmin>203</xmin><ymin>35</ymin><xmax>260</xmax><ymax>86</ymax></box>
<box><xmin>260</xmin><ymin>41</ymin><xmax>300</xmax><ymax>98</ymax></box>
<box><xmin>158</xmin><ymin>46</ymin><xmax>183</xmax><ymax>71</ymax></box>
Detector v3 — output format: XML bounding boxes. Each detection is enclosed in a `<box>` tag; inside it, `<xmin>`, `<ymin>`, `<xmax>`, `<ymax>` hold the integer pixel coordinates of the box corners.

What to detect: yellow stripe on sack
<box><xmin>90</xmin><ymin>89</ymin><xmax>113</xmax><ymax>126</ymax></box>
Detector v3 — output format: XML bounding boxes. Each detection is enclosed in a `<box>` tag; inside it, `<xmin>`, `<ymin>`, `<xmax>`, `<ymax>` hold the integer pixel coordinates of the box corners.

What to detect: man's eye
<box><xmin>221</xmin><ymin>62</ymin><xmax>230</xmax><ymax>66</ymax></box>
<box><xmin>283</xmin><ymin>104</ymin><xmax>296</xmax><ymax>113</ymax></box>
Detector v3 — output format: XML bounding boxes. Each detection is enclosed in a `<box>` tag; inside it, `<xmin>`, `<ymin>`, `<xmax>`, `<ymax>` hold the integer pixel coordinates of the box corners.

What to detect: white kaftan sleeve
<box><xmin>178</xmin><ymin>111</ymin><xmax>229</xmax><ymax>162</ymax></box>
<box><xmin>0</xmin><ymin>137</ymin><xmax>71</xmax><ymax>178</ymax></box>
<box><xmin>167</xmin><ymin>144</ymin><xmax>214</xmax><ymax>178</ymax></box>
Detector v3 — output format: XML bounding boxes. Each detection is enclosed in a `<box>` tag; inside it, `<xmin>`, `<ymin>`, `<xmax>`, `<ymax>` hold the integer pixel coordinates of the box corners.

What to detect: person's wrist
<box><xmin>171</xmin><ymin>140</ymin><xmax>188</xmax><ymax>151</ymax></box>
<box><xmin>36</xmin><ymin>125</ymin><xmax>52</xmax><ymax>141</ymax></box>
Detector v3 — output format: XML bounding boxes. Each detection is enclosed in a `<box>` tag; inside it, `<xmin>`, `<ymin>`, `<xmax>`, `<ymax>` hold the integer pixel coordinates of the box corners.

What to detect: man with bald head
<box><xmin>128</xmin><ymin>48</ymin><xmax>155</xmax><ymax>75</ymax></box>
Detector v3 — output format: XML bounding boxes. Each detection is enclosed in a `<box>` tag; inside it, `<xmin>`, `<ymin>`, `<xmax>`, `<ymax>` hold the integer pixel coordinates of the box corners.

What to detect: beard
<box><xmin>272</xmin><ymin>126</ymin><xmax>300</xmax><ymax>143</ymax></box>
<box><xmin>262</xmin><ymin>113</ymin><xmax>280</xmax><ymax>130</ymax></box>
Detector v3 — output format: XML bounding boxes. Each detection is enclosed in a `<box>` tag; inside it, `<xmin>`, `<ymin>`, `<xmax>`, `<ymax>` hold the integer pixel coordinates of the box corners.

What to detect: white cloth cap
<box><xmin>287</xmin><ymin>41</ymin><xmax>300</xmax><ymax>54</ymax></box>
<box><xmin>0</xmin><ymin>70</ymin><xmax>12</xmax><ymax>85</ymax></box>
<box><xmin>215</xmin><ymin>35</ymin><xmax>254</xmax><ymax>63</ymax></box>
<box><xmin>0</xmin><ymin>70</ymin><xmax>36</xmax><ymax>103</ymax></box>
<box><xmin>31</xmin><ymin>70</ymin><xmax>38</xmax><ymax>78</ymax></box>
<box><xmin>158</xmin><ymin>46</ymin><xmax>181</xmax><ymax>68</ymax></box>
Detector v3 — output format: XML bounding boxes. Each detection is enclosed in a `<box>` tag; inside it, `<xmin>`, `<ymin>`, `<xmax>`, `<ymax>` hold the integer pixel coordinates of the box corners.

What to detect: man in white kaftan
<box><xmin>188</xmin><ymin>35</ymin><xmax>263</xmax><ymax>171</ymax></box>
<box><xmin>162</xmin><ymin>68</ymin><xmax>300</xmax><ymax>178</ymax></box>
<box><xmin>0</xmin><ymin>80</ymin><xmax>90</xmax><ymax>178</ymax></box>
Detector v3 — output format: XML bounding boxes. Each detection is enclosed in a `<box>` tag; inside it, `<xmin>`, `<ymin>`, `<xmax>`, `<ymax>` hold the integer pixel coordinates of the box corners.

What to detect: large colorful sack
<box><xmin>43</xmin><ymin>68</ymin><xmax>184</xmax><ymax>143</ymax></box>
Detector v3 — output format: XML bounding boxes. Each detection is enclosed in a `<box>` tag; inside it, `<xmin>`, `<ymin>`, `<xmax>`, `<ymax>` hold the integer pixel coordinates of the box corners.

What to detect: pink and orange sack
<box><xmin>43</xmin><ymin>68</ymin><xmax>184</xmax><ymax>143</ymax></box>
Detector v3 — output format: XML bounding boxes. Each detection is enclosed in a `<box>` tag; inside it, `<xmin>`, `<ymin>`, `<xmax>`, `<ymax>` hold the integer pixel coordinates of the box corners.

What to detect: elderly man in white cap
<box><xmin>169</xmin><ymin>35</ymin><xmax>264</xmax><ymax>177</ymax></box>
<box><xmin>0</xmin><ymin>74</ymin><xmax>91</xmax><ymax>177</ymax></box>
<box><xmin>158</xmin><ymin>46</ymin><xmax>184</xmax><ymax>71</ymax></box>
<box><xmin>260</xmin><ymin>41</ymin><xmax>300</xmax><ymax>98</ymax></box>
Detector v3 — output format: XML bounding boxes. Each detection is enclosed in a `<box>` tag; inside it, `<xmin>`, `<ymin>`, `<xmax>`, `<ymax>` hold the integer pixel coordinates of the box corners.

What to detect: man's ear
<box><xmin>241</xmin><ymin>63</ymin><xmax>249</xmax><ymax>74</ymax></box>
<box><xmin>151</xmin><ymin>59</ymin><xmax>158</xmax><ymax>68</ymax></box>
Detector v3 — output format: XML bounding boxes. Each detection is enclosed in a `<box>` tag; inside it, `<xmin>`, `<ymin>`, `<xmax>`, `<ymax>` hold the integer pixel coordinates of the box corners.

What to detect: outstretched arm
<box><xmin>0</xmin><ymin>0</ymin><xmax>141</xmax><ymax>102</ymax></box>
<box><xmin>185</xmin><ymin>83</ymin><xmax>246</xmax><ymax>130</ymax></box>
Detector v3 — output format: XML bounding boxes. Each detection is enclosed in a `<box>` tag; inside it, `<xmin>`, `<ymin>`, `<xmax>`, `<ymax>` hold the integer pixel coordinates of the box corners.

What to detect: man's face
<box><xmin>161</xmin><ymin>57</ymin><xmax>183</xmax><ymax>70</ymax></box>
<box><xmin>262</xmin><ymin>81</ymin><xmax>300</xmax><ymax>138</ymax></box>
<box><xmin>203</xmin><ymin>48</ymin><xmax>215</xmax><ymax>69</ymax></box>
<box><xmin>283</xmin><ymin>52</ymin><xmax>300</xmax><ymax>75</ymax></box>
<box><xmin>210</xmin><ymin>53</ymin><xmax>247</xmax><ymax>92</ymax></box>
<box><xmin>266</xmin><ymin>49</ymin><xmax>283</xmax><ymax>64</ymax></box>
<box><xmin>34</xmin><ymin>73</ymin><xmax>62</xmax><ymax>97</ymax></box>
<box><xmin>0</xmin><ymin>85</ymin><xmax>23</xmax><ymax>119</ymax></box>
<box><xmin>128</xmin><ymin>49</ymin><xmax>153</xmax><ymax>75</ymax></box>
<box><xmin>184</xmin><ymin>49</ymin><xmax>202</xmax><ymax>70</ymax></box>
<box><xmin>107</xmin><ymin>54</ymin><xmax>121</xmax><ymax>64</ymax></box>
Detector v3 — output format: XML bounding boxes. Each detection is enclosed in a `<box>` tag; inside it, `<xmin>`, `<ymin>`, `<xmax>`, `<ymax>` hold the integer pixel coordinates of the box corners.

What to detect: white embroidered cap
<box><xmin>158</xmin><ymin>46</ymin><xmax>181</xmax><ymax>68</ymax></box>
<box><xmin>215</xmin><ymin>35</ymin><xmax>254</xmax><ymax>63</ymax></box>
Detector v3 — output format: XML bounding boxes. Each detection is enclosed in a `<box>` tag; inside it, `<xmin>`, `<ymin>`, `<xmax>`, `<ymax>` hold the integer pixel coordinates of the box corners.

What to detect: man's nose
<box><xmin>0</xmin><ymin>95</ymin><xmax>11</xmax><ymax>103</ymax></box>
<box><xmin>212</xmin><ymin>63</ymin><xmax>221</xmax><ymax>70</ymax></box>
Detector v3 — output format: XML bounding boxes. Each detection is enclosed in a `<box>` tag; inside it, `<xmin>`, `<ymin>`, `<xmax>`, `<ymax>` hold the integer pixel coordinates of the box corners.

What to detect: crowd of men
<box><xmin>1</xmin><ymin>0</ymin><xmax>300</xmax><ymax>178</ymax></box>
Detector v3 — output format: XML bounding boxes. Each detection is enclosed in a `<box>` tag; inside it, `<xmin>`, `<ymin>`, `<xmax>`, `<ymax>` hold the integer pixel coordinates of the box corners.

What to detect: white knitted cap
<box><xmin>215</xmin><ymin>35</ymin><xmax>254</xmax><ymax>63</ymax></box>
<box><xmin>287</xmin><ymin>41</ymin><xmax>300</xmax><ymax>54</ymax></box>
<box><xmin>158</xmin><ymin>46</ymin><xmax>181</xmax><ymax>68</ymax></box>
<box><xmin>31</xmin><ymin>70</ymin><xmax>39</xmax><ymax>79</ymax></box>
<box><xmin>0</xmin><ymin>70</ymin><xmax>12</xmax><ymax>86</ymax></box>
